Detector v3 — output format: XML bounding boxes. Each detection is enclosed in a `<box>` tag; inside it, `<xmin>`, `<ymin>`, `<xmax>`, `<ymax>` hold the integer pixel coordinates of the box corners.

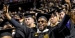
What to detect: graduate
<box><xmin>65</xmin><ymin>6</ymin><xmax>75</xmax><ymax>38</ymax></box>
<box><xmin>3</xmin><ymin>4</ymin><xmax>70</xmax><ymax>38</ymax></box>
<box><xmin>24</xmin><ymin>13</ymin><xmax>36</xmax><ymax>28</ymax></box>
<box><xmin>0</xmin><ymin>28</ymin><xmax>14</xmax><ymax>38</ymax></box>
<box><xmin>3</xmin><ymin>4</ymin><xmax>52</xmax><ymax>38</ymax></box>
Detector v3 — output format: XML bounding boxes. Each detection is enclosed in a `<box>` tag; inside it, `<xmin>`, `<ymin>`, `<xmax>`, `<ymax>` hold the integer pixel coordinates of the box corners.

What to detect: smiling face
<box><xmin>38</xmin><ymin>17</ymin><xmax>48</xmax><ymax>31</ymax></box>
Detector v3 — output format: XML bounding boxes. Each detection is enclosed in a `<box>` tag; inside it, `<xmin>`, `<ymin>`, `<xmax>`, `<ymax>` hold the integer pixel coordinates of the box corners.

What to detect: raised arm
<box><xmin>3</xmin><ymin>5</ymin><xmax>23</xmax><ymax>28</ymax></box>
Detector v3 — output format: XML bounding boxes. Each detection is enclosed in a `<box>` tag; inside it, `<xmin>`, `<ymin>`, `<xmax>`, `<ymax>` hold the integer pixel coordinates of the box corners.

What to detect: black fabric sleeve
<box><xmin>9</xmin><ymin>18</ymin><xmax>31</xmax><ymax>38</ymax></box>
<box><xmin>9</xmin><ymin>18</ymin><xmax>24</xmax><ymax>29</ymax></box>
<box><xmin>58</xmin><ymin>14</ymin><xmax>70</xmax><ymax>28</ymax></box>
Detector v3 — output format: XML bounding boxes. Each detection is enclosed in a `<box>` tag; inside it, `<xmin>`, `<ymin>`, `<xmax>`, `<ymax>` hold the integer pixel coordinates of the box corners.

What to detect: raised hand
<box><xmin>3</xmin><ymin>4</ymin><xmax>7</xmax><ymax>12</ymax></box>
<box><xmin>3</xmin><ymin>4</ymin><xmax>9</xmax><ymax>13</ymax></box>
<box><xmin>3</xmin><ymin>4</ymin><xmax>11</xmax><ymax>20</ymax></box>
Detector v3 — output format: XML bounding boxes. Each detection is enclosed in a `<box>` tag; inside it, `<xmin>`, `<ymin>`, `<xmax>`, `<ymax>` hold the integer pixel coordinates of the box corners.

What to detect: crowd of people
<box><xmin>0</xmin><ymin>0</ymin><xmax>75</xmax><ymax>38</ymax></box>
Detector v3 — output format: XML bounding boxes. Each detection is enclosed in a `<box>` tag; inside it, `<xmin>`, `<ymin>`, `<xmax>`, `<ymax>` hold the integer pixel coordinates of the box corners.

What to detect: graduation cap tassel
<box><xmin>44</xmin><ymin>34</ymin><xmax>49</xmax><ymax>38</ymax></box>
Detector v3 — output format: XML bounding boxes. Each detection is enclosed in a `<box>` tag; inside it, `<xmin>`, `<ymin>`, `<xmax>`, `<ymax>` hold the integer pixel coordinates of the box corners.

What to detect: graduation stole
<box><xmin>34</xmin><ymin>32</ymin><xmax>49</xmax><ymax>38</ymax></box>
<box><xmin>44</xmin><ymin>33</ymin><xmax>49</xmax><ymax>38</ymax></box>
<box><xmin>34</xmin><ymin>32</ymin><xmax>38</xmax><ymax>37</ymax></box>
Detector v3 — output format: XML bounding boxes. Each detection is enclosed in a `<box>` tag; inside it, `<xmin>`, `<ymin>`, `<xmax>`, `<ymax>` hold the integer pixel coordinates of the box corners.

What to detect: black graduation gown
<box><xmin>50</xmin><ymin>23</ymin><xmax>70</xmax><ymax>38</ymax></box>
<box><xmin>49</xmin><ymin>15</ymin><xmax>70</xmax><ymax>38</ymax></box>
<box><xmin>9</xmin><ymin>15</ymin><xmax>70</xmax><ymax>38</ymax></box>
<box><xmin>65</xmin><ymin>20</ymin><xmax>75</xmax><ymax>38</ymax></box>
<box><xmin>9</xmin><ymin>18</ymin><xmax>51</xmax><ymax>38</ymax></box>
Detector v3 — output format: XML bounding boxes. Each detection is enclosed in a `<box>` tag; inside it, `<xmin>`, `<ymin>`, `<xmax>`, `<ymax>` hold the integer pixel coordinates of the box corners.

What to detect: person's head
<box><xmin>0</xmin><ymin>29</ymin><xmax>13</xmax><ymax>38</ymax></box>
<box><xmin>19</xmin><ymin>7</ymin><xmax>22</xmax><ymax>11</ymax></box>
<box><xmin>0</xmin><ymin>35</ymin><xmax>12</xmax><ymax>38</ymax></box>
<box><xmin>50</xmin><ymin>12</ymin><xmax>58</xmax><ymax>24</ymax></box>
<box><xmin>59</xmin><ymin>10</ymin><xmax>65</xmax><ymax>21</ymax></box>
<box><xmin>24</xmin><ymin>13</ymin><xmax>35</xmax><ymax>26</ymax></box>
<box><xmin>25</xmin><ymin>17</ymin><xmax>34</xmax><ymax>25</ymax></box>
<box><xmin>37</xmin><ymin>13</ymin><xmax>50</xmax><ymax>31</ymax></box>
<box><xmin>48</xmin><ymin>2</ymin><xmax>54</xmax><ymax>7</ymax></box>
<box><xmin>3</xmin><ymin>22</ymin><xmax>13</xmax><ymax>29</ymax></box>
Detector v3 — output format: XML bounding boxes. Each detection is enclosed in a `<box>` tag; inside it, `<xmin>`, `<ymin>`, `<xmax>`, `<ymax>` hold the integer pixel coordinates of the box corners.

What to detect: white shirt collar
<box><xmin>37</xmin><ymin>29</ymin><xmax>49</xmax><ymax>33</ymax></box>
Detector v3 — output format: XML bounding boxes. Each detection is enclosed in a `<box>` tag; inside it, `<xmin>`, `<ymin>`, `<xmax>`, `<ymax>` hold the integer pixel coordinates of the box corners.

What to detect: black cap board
<box><xmin>0</xmin><ymin>28</ymin><xmax>14</xmax><ymax>37</ymax></box>
<box><xmin>24</xmin><ymin>13</ymin><xmax>36</xmax><ymax>22</ymax></box>
<box><xmin>37</xmin><ymin>13</ymin><xmax>51</xmax><ymax>21</ymax></box>
<box><xmin>24</xmin><ymin>13</ymin><xmax>36</xmax><ymax>19</ymax></box>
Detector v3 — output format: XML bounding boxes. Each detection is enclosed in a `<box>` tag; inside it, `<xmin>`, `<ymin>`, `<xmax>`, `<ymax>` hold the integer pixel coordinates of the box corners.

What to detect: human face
<box><xmin>38</xmin><ymin>18</ymin><xmax>47</xmax><ymax>31</ymax></box>
<box><xmin>50</xmin><ymin>14</ymin><xmax>58</xmax><ymax>24</ymax></box>
<box><xmin>59</xmin><ymin>11</ymin><xmax>65</xmax><ymax>20</ymax></box>
<box><xmin>25</xmin><ymin>17</ymin><xmax>34</xmax><ymax>26</ymax></box>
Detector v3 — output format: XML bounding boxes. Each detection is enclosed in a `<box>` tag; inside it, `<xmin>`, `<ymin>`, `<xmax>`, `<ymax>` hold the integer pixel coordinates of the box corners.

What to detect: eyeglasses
<box><xmin>38</xmin><ymin>20</ymin><xmax>47</xmax><ymax>23</ymax></box>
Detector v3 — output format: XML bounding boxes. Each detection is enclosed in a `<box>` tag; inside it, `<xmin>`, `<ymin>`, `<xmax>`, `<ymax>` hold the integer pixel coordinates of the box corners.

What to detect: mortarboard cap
<box><xmin>24</xmin><ymin>13</ymin><xmax>35</xmax><ymax>18</ymax></box>
<box><xmin>0</xmin><ymin>28</ymin><xmax>14</xmax><ymax>37</ymax></box>
<box><xmin>32</xmin><ymin>10</ymin><xmax>40</xmax><ymax>13</ymax></box>
<box><xmin>49</xmin><ymin>8</ymin><xmax>55</xmax><ymax>13</ymax></box>
<box><xmin>57</xmin><ymin>9</ymin><xmax>63</xmax><ymax>13</ymax></box>
<box><xmin>24</xmin><ymin>13</ymin><xmax>36</xmax><ymax>22</ymax></box>
<box><xmin>48</xmin><ymin>8</ymin><xmax>55</xmax><ymax>14</ymax></box>
<box><xmin>37</xmin><ymin>13</ymin><xmax>51</xmax><ymax>21</ymax></box>
<box><xmin>18</xmin><ymin>13</ymin><xmax>24</xmax><ymax>19</ymax></box>
<box><xmin>48</xmin><ymin>9</ymin><xmax>57</xmax><ymax>17</ymax></box>
<box><xmin>4</xmin><ymin>22</ymin><xmax>10</xmax><ymax>25</ymax></box>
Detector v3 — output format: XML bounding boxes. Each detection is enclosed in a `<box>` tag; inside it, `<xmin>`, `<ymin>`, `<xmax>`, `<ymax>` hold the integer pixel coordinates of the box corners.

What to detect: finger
<box><xmin>6</xmin><ymin>5</ymin><xmax>9</xmax><ymax>13</ymax></box>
